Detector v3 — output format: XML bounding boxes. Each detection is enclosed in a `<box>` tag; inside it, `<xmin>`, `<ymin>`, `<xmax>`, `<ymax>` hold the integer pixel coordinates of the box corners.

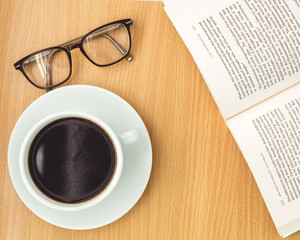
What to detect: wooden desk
<box><xmin>0</xmin><ymin>0</ymin><xmax>298</xmax><ymax>239</ymax></box>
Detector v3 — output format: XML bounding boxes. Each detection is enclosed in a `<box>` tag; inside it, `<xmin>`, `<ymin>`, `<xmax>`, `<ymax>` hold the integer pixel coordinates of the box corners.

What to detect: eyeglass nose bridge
<box><xmin>66</xmin><ymin>43</ymin><xmax>81</xmax><ymax>51</ymax></box>
<box><xmin>60</xmin><ymin>35</ymin><xmax>83</xmax><ymax>51</ymax></box>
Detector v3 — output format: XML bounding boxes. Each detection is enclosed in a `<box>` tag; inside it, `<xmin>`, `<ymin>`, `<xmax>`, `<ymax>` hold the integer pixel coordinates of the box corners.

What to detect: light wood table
<box><xmin>0</xmin><ymin>0</ymin><xmax>298</xmax><ymax>239</ymax></box>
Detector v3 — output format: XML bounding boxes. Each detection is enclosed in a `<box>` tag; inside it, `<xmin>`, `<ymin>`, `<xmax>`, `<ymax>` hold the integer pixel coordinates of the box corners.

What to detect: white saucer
<box><xmin>8</xmin><ymin>85</ymin><xmax>152</xmax><ymax>230</ymax></box>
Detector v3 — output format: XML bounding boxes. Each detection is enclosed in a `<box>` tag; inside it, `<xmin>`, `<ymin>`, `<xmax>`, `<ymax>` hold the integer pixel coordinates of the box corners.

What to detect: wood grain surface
<box><xmin>0</xmin><ymin>0</ymin><xmax>298</xmax><ymax>239</ymax></box>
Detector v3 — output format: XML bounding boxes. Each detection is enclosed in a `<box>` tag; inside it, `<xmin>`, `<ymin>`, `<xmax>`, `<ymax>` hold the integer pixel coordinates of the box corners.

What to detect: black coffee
<box><xmin>28</xmin><ymin>117</ymin><xmax>116</xmax><ymax>203</ymax></box>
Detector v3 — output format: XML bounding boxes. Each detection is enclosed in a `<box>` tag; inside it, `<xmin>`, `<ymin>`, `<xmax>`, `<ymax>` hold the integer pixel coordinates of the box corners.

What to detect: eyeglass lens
<box><xmin>82</xmin><ymin>23</ymin><xmax>130</xmax><ymax>65</ymax></box>
<box><xmin>22</xmin><ymin>49</ymin><xmax>70</xmax><ymax>88</ymax></box>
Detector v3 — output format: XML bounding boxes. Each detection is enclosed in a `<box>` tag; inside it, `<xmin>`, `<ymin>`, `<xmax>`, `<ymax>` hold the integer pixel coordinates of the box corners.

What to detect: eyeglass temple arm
<box><xmin>45</xmin><ymin>49</ymin><xmax>59</xmax><ymax>92</ymax></box>
<box><xmin>101</xmin><ymin>34</ymin><xmax>133</xmax><ymax>61</ymax></box>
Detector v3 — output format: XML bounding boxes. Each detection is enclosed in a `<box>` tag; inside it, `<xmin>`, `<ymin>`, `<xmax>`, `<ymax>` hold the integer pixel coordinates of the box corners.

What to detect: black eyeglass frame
<box><xmin>14</xmin><ymin>18</ymin><xmax>133</xmax><ymax>90</ymax></box>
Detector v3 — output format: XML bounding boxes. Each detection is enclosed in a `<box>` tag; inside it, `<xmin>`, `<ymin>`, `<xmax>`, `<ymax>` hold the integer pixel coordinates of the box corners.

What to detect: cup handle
<box><xmin>118</xmin><ymin>129</ymin><xmax>142</xmax><ymax>147</ymax></box>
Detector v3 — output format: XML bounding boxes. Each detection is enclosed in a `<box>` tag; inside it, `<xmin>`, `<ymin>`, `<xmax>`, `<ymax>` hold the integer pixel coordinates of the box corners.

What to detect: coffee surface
<box><xmin>29</xmin><ymin>117</ymin><xmax>116</xmax><ymax>203</ymax></box>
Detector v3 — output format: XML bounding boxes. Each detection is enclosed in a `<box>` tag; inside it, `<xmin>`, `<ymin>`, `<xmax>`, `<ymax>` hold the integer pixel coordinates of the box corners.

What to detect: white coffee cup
<box><xmin>19</xmin><ymin>111</ymin><xmax>141</xmax><ymax>211</ymax></box>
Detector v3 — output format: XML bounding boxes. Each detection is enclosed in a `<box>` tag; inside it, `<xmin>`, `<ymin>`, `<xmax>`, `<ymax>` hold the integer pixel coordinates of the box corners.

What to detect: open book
<box><xmin>164</xmin><ymin>0</ymin><xmax>300</xmax><ymax>237</ymax></box>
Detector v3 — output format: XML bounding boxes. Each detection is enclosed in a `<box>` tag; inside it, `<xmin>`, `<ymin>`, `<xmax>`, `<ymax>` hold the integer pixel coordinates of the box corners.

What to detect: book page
<box><xmin>226</xmin><ymin>83</ymin><xmax>300</xmax><ymax>237</ymax></box>
<box><xmin>164</xmin><ymin>0</ymin><xmax>300</xmax><ymax>119</ymax></box>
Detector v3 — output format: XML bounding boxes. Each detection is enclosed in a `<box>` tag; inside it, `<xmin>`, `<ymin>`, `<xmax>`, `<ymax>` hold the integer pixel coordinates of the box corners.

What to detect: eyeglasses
<box><xmin>14</xmin><ymin>19</ymin><xmax>133</xmax><ymax>90</ymax></box>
